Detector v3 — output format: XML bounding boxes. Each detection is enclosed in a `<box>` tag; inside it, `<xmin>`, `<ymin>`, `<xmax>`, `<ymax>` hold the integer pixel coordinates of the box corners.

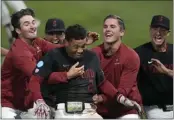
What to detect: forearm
<box><xmin>48</xmin><ymin>72</ymin><xmax>68</xmax><ymax>84</ymax></box>
<box><xmin>1</xmin><ymin>47</ymin><xmax>9</xmax><ymax>56</ymax></box>
<box><xmin>29</xmin><ymin>75</ymin><xmax>44</xmax><ymax>101</ymax></box>
<box><xmin>165</xmin><ymin>69</ymin><xmax>173</xmax><ymax>78</ymax></box>
<box><xmin>98</xmin><ymin>80</ymin><xmax>120</xmax><ymax>100</ymax></box>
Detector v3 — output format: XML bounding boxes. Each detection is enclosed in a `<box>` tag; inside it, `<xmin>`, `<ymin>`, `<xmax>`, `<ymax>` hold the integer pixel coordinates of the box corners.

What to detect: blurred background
<box><xmin>1</xmin><ymin>1</ymin><xmax>173</xmax><ymax>51</ymax></box>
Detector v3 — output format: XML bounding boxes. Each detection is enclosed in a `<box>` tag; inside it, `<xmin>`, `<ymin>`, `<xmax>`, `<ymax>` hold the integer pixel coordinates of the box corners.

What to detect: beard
<box><xmin>103</xmin><ymin>46</ymin><xmax>114</xmax><ymax>57</ymax></box>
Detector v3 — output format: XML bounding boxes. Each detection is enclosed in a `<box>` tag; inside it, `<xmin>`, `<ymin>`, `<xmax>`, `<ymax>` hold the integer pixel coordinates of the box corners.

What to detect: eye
<box><xmin>103</xmin><ymin>25</ymin><xmax>108</xmax><ymax>28</ymax></box>
<box><xmin>24</xmin><ymin>23</ymin><xmax>29</xmax><ymax>26</ymax></box>
<box><xmin>32</xmin><ymin>20</ymin><xmax>36</xmax><ymax>25</ymax></box>
<box><xmin>111</xmin><ymin>25</ymin><xmax>116</xmax><ymax>28</ymax></box>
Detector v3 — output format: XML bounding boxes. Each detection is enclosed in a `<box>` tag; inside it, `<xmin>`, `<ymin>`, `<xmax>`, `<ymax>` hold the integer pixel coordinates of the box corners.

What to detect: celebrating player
<box><xmin>135</xmin><ymin>15</ymin><xmax>173</xmax><ymax>118</ymax></box>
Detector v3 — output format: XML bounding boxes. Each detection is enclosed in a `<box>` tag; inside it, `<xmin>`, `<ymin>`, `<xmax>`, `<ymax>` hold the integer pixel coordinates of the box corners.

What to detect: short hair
<box><xmin>65</xmin><ymin>24</ymin><xmax>87</xmax><ymax>41</ymax></box>
<box><xmin>11</xmin><ymin>8</ymin><xmax>35</xmax><ymax>38</ymax></box>
<box><xmin>103</xmin><ymin>14</ymin><xmax>125</xmax><ymax>31</ymax></box>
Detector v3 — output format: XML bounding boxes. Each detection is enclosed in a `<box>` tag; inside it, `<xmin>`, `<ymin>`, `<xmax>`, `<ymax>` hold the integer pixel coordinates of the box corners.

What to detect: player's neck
<box><xmin>104</xmin><ymin>39</ymin><xmax>122</xmax><ymax>52</ymax></box>
<box><xmin>20</xmin><ymin>37</ymin><xmax>34</xmax><ymax>46</ymax></box>
<box><xmin>103</xmin><ymin>39</ymin><xmax>121</xmax><ymax>57</ymax></box>
<box><xmin>152</xmin><ymin>41</ymin><xmax>167</xmax><ymax>52</ymax></box>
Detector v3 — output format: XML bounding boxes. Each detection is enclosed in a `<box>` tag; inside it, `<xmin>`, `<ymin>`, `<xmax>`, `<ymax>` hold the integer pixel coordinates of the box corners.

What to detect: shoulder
<box><xmin>11</xmin><ymin>39</ymin><xmax>33</xmax><ymax>58</ymax></box>
<box><xmin>84</xmin><ymin>49</ymin><xmax>98</xmax><ymax>59</ymax></box>
<box><xmin>121</xmin><ymin>44</ymin><xmax>140</xmax><ymax>63</ymax></box>
<box><xmin>92</xmin><ymin>44</ymin><xmax>103</xmax><ymax>54</ymax></box>
<box><xmin>167</xmin><ymin>43</ymin><xmax>173</xmax><ymax>52</ymax></box>
<box><xmin>134</xmin><ymin>42</ymin><xmax>152</xmax><ymax>53</ymax></box>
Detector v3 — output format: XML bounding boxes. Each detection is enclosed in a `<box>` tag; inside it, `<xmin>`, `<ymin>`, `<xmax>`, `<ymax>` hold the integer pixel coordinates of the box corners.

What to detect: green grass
<box><xmin>1</xmin><ymin>1</ymin><xmax>173</xmax><ymax>49</ymax></box>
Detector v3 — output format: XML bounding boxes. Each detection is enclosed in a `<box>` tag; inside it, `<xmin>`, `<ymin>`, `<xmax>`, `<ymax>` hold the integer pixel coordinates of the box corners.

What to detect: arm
<box><xmin>28</xmin><ymin>52</ymin><xmax>55</xmax><ymax>101</ymax></box>
<box><xmin>151</xmin><ymin>58</ymin><xmax>173</xmax><ymax>78</ymax></box>
<box><xmin>165</xmin><ymin>69</ymin><xmax>173</xmax><ymax>77</ymax></box>
<box><xmin>116</xmin><ymin>53</ymin><xmax>140</xmax><ymax>97</ymax></box>
<box><xmin>1</xmin><ymin>47</ymin><xmax>9</xmax><ymax>56</ymax></box>
<box><xmin>41</xmin><ymin>38</ymin><xmax>65</xmax><ymax>53</ymax></box>
<box><xmin>94</xmin><ymin>54</ymin><xmax>119</xmax><ymax>101</ymax></box>
<box><xmin>12</xmin><ymin>51</ymin><xmax>37</xmax><ymax>77</ymax></box>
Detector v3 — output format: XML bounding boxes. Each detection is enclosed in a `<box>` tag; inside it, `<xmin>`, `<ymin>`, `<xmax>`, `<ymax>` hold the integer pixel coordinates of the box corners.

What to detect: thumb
<box><xmin>73</xmin><ymin>62</ymin><xmax>79</xmax><ymax>67</ymax></box>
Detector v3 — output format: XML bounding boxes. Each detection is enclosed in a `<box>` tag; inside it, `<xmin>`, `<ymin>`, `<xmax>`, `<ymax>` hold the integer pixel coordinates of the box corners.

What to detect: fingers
<box><xmin>92</xmin><ymin>94</ymin><xmax>99</xmax><ymax>104</ymax></box>
<box><xmin>151</xmin><ymin>58</ymin><xmax>161</xmax><ymax>64</ymax></box>
<box><xmin>73</xmin><ymin>62</ymin><xmax>79</xmax><ymax>67</ymax></box>
<box><xmin>35</xmin><ymin>104</ymin><xmax>50</xmax><ymax>119</ymax></box>
<box><xmin>133</xmin><ymin>101</ymin><xmax>142</xmax><ymax>113</ymax></box>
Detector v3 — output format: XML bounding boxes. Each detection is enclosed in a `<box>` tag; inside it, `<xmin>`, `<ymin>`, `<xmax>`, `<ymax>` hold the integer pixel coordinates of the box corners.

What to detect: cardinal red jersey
<box><xmin>92</xmin><ymin>43</ymin><xmax>142</xmax><ymax>118</ymax></box>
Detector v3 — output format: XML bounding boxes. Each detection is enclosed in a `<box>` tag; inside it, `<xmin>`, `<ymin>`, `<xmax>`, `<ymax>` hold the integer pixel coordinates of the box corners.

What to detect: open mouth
<box><xmin>154</xmin><ymin>36</ymin><xmax>162</xmax><ymax>42</ymax></box>
<box><xmin>105</xmin><ymin>33</ymin><xmax>113</xmax><ymax>38</ymax></box>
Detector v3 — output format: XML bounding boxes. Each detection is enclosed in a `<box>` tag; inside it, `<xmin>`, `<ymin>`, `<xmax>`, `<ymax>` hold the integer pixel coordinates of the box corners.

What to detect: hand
<box><xmin>67</xmin><ymin>62</ymin><xmax>84</xmax><ymax>79</ymax></box>
<box><xmin>117</xmin><ymin>94</ymin><xmax>142</xmax><ymax>113</ymax></box>
<box><xmin>34</xmin><ymin>99</ymin><xmax>50</xmax><ymax>119</ymax></box>
<box><xmin>86</xmin><ymin>31</ymin><xmax>99</xmax><ymax>45</ymax></box>
<box><xmin>92</xmin><ymin>94</ymin><xmax>104</xmax><ymax>104</ymax></box>
<box><xmin>151</xmin><ymin>58</ymin><xmax>169</xmax><ymax>75</ymax></box>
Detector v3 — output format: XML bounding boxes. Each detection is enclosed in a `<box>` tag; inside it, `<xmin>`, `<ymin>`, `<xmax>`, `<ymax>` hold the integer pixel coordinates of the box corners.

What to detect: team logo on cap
<box><xmin>53</xmin><ymin>20</ymin><xmax>57</xmax><ymax>27</ymax></box>
<box><xmin>159</xmin><ymin>16</ymin><xmax>163</xmax><ymax>22</ymax></box>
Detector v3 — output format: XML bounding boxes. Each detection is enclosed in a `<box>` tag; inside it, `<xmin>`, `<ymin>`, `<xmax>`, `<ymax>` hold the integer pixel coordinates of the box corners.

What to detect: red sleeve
<box><xmin>48</xmin><ymin>72</ymin><xmax>68</xmax><ymax>84</ymax></box>
<box><xmin>98</xmin><ymin>80</ymin><xmax>119</xmax><ymax>100</ymax></box>
<box><xmin>41</xmin><ymin>39</ymin><xmax>65</xmax><ymax>53</ymax></box>
<box><xmin>117</xmin><ymin>52</ymin><xmax>140</xmax><ymax>97</ymax></box>
<box><xmin>29</xmin><ymin>75</ymin><xmax>44</xmax><ymax>101</ymax></box>
<box><xmin>12</xmin><ymin>52</ymin><xmax>36</xmax><ymax>77</ymax></box>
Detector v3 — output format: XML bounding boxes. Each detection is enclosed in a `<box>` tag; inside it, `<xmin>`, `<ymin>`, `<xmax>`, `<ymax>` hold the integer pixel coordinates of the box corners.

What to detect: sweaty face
<box><xmin>150</xmin><ymin>26</ymin><xmax>169</xmax><ymax>46</ymax></box>
<box><xmin>103</xmin><ymin>18</ymin><xmax>124</xmax><ymax>43</ymax></box>
<box><xmin>17</xmin><ymin>15</ymin><xmax>37</xmax><ymax>40</ymax></box>
<box><xmin>67</xmin><ymin>38</ymin><xmax>87</xmax><ymax>59</ymax></box>
<box><xmin>46</xmin><ymin>31</ymin><xmax>65</xmax><ymax>44</ymax></box>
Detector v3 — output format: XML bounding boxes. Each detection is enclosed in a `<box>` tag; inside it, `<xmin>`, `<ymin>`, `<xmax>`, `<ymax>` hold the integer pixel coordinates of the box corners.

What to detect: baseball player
<box><xmin>135</xmin><ymin>15</ymin><xmax>173</xmax><ymax>118</ymax></box>
<box><xmin>2</xmin><ymin>1</ymin><xmax>40</xmax><ymax>46</ymax></box>
<box><xmin>92</xmin><ymin>14</ymin><xmax>143</xmax><ymax>119</ymax></box>
<box><xmin>1</xmin><ymin>8</ymin><xmax>99</xmax><ymax>119</ymax></box>
<box><xmin>27</xmin><ymin>24</ymin><xmax>138</xmax><ymax>119</ymax></box>
<box><xmin>44</xmin><ymin>18</ymin><xmax>99</xmax><ymax>45</ymax></box>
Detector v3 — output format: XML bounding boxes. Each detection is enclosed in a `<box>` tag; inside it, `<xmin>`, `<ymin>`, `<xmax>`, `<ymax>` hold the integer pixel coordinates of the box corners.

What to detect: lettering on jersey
<box><xmin>142</xmin><ymin>64</ymin><xmax>173</xmax><ymax>73</ymax></box>
<box><xmin>81</xmin><ymin>69</ymin><xmax>95</xmax><ymax>93</ymax></box>
<box><xmin>37</xmin><ymin>61</ymin><xmax>44</xmax><ymax>68</ymax></box>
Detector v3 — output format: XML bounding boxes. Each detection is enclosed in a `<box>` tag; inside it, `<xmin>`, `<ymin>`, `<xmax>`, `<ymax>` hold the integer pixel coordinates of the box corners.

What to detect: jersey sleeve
<box><xmin>94</xmin><ymin>54</ymin><xmax>119</xmax><ymax>100</ymax></box>
<box><xmin>28</xmin><ymin>51</ymin><xmax>54</xmax><ymax>101</ymax></box>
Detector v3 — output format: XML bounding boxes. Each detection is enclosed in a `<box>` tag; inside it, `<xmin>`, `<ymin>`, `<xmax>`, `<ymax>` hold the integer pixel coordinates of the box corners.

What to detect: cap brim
<box><xmin>151</xmin><ymin>24</ymin><xmax>170</xmax><ymax>30</ymax></box>
<box><xmin>46</xmin><ymin>29</ymin><xmax>65</xmax><ymax>33</ymax></box>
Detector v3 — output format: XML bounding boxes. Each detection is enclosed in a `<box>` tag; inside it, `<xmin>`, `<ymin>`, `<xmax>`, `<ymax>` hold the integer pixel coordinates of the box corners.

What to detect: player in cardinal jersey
<box><xmin>92</xmin><ymin>15</ymin><xmax>142</xmax><ymax>119</ymax></box>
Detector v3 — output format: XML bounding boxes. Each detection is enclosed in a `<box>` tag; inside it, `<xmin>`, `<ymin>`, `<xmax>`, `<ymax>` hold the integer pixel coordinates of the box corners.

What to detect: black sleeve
<box><xmin>93</xmin><ymin>54</ymin><xmax>105</xmax><ymax>93</ymax></box>
<box><xmin>33</xmin><ymin>51</ymin><xmax>54</xmax><ymax>79</ymax></box>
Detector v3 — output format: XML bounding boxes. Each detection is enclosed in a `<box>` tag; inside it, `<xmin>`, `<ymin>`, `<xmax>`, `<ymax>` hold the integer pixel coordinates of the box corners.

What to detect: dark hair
<box><xmin>104</xmin><ymin>14</ymin><xmax>125</xmax><ymax>31</ymax></box>
<box><xmin>65</xmin><ymin>24</ymin><xmax>87</xmax><ymax>41</ymax></box>
<box><xmin>11</xmin><ymin>8</ymin><xmax>35</xmax><ymax>38</ymax></box>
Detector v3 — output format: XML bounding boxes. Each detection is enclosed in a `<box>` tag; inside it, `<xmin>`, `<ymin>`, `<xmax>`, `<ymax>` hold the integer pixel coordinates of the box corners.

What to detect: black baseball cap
<box><xmin>150</xmin><ymin>15</ymin><xmax>170</xmax><ymax>30</ymax></box>
<box><xmin>45</xmin><ymin>18</ymin><xmax>65</xmax><ymax>33</ymax></box>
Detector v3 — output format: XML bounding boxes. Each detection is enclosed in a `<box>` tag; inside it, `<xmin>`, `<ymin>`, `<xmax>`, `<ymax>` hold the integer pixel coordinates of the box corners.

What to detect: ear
<box><xmin>120</xmin><ymin>30</ymin><xmax>125</xmax><ymax>37</ymax></box>
<box><xmin>15</xmin><ymin>28</ymin><xmax>21</xmax><ymax>35</ymax></box>
<box><xmin>167</xmin><ymin>31</ymin><xmax>170</xmax><ymax>36</ymax></box>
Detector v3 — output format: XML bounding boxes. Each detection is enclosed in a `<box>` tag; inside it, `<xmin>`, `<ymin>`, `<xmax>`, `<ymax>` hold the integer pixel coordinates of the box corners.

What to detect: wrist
<box><xmin>66</xmin><ymin>72</ymin><xmax>71</xmax><ymax>79</ymax></box>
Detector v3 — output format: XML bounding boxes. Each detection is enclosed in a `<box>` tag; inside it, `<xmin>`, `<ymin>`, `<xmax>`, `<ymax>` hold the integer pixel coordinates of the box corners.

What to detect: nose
<box><xmin>53</xmin><ymin>34</ymin><xmax>58</xmax><ymax>40</ymax></box>
<box><xmin>77</xmin><ymin>48</ymin><xmax>83</xmax><ymax>54</ymax></box>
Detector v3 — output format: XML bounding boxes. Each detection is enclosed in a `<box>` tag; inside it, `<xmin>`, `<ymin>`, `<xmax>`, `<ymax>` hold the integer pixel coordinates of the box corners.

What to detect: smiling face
<box><xmin>66</xmin><ymin>38</ymin><xmax>87</xmax><ymax>59</ymax></box>
<box><xmin>16</xmin><ymin>15</ymin><xmax>37</xmax><ymax>40</ymax></box>
<box><xmin>150</xmin><ymin>26</ymin><xmax>169</xmax><ymax>46</ymax></box>
<box><xmin>103</xmin><ymin>18</ymin><xmax>125</xmax><ymax>44</ymax></box>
